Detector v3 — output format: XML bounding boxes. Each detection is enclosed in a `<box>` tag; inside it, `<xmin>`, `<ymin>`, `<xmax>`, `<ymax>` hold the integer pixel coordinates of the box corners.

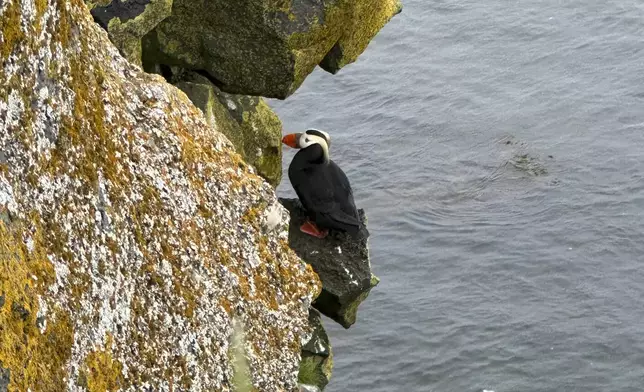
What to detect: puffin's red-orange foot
<box><xmin>300</xmin><ymin>221</ymin><xmax>329</xmax><ymax>239</ymax></box>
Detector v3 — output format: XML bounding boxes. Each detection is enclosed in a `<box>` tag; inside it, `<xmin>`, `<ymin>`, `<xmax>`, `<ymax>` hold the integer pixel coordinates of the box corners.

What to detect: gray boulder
<box><xmin>280</xmin><ymin>198</ymin><xmax>379</xmax><ymax>328</ymax></box>
<box><xmin>302</xmin><ymin>308</ymin><xmax>331</xmax><ymax>358</ymax></box>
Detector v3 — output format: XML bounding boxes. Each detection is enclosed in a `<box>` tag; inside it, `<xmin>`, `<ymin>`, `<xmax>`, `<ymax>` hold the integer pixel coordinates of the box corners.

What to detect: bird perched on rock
<box><xmin>282</xmin><ymin>129</ymin><xmax>369</xmax><ymax>239</ymax></box>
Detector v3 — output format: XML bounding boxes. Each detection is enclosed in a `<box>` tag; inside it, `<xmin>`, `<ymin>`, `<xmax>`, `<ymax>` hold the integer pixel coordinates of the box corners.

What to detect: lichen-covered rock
<box><xmin>298</xmin><ymin>309</ymin><xmax>332</xmax><ymax>391</ymax></box>
<box><xmin>173</xmin><ymin>71</ymin><xmax>283</xmax><ymax>187</ymax></box>
<box><xmin>320</xmin><ymin>0</ymin><xmax>403</xmax><ymax>73</ymax></box>
<box><xmin>0</xmin><ymin>0</ymin><xmax>320</xmax><ymax>391</ymax></box>
<box><xmin>141</xmin><ymin>0</ymin><xmax>402</xmax><ymax>98</ymax></box>
<box><xmin>88</xmin><ymin>0</ymin><xmax>173</xmax><ymax>66</ymax></box>
<box><xmin>279</xmin><ymin>199</ymin><xmax>378</xmax><ymax>329</ymax></box>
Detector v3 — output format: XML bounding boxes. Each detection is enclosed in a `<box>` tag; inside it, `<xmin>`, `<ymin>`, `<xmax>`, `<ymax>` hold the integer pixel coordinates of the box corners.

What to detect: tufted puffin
<box><xmin>282</xmin><ymin>129</ymin><xmax>369</xmax><ymax>239</ymax></box>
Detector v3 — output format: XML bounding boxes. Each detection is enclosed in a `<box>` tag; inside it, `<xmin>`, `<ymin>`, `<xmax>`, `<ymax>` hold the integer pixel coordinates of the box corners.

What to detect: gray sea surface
<box><xmin>270</xmin><ymin>1</ymin><xmax>644</xmax><ymax>391</ymax></box>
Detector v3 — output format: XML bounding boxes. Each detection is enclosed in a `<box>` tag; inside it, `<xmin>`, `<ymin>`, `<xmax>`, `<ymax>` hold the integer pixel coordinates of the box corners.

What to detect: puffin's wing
<box><xmin>328</xmin><ymin>161</ymin><xmax>361</xmax><ymax>217</ymax></box>
<box><xmin>292</xmin><ymin>170</ymin><xmax>336</xmax><ymax>214</ymax></box>
<box><xmin>326</xmin><ymin>208</ymin><xmax>361</xmax><ymax>226</ymax></box>
<box><xmin>330</xmin><ymin>160</ymin><xmax>354</xmax><ymax>193</ymax></box>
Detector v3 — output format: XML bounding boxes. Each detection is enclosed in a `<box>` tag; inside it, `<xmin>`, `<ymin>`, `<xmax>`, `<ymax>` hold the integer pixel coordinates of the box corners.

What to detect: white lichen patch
<box><xmin>0</xmin><ymin>0</ymin><xmax>321</xmax><ymax>391</ymax></box>
<box><xmin>0</xmin><ymin>90</ymin><xmax>25</xmax><ymax>131</ymax></box>
<box><xmin>19</xmin><ymin>0</ymin><xmax>36</xmax><ymax>34</ymax></box>
<box><xmin>36</xmin><ymin>295</ymin><xmax>49</xmax><ymax>334</ymax></box>
<box><xmin>0</xmin><ymin>175</ymin><xmax>17</xmax><ymax>214</ymax></box>
<box><xmin>263</xmin><ymin>202</ymin><xmax>285</xmax><ymax>232</ymax></box>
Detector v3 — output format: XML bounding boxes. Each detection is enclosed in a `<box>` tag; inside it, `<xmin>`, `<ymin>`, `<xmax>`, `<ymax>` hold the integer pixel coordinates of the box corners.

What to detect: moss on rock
<box><xmin>174</xmin><ymin>71</ymin><xmax>283</xmax><ymax>187</ymax></box>
<box><xmin>319</xmin><ymin>0</ymin><xmax>402</xmax><ymax>73</ymax></box>
<box><xmin>298</xmin><ymin>309</ymin><xmax>333</xmax><ymax>390</ymax></box>
<box><xmin>141</xmin><ymin>0</ymin><xmax>400</xmax><ymax>98</ymax></box>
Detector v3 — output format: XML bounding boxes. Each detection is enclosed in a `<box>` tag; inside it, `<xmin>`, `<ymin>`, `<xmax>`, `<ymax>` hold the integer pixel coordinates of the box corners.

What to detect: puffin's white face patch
<box><xmin>305</xmin><ymin>129</ymin><xmax>330</xmax><ymax>145</ymax></box>
<box><xmin>293</xmin><ymin>129</ymin><xmax>331</xmax><ymax>163</ymax></box>
<box><xmin>299</xmin><ymin>134</ymin><xmax>327</xmax><ymax>149</ymax></box>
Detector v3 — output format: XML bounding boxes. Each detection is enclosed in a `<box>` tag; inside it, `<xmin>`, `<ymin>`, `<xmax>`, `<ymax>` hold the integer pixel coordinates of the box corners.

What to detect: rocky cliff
<box><xmin>0</xmin><ymin>0</ymin><xmax>320</xmax><ymax>390</ymax></box>
<box><xmin>0</xmin><ymin>0</ymin><xmax>397</xmax><ymax>390</ymax></box>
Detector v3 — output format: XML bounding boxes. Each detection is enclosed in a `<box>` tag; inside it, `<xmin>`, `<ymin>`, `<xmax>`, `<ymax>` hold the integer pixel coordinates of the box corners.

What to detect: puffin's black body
<box><xmin>288</xmin><ymin>144</ymin><xmax>369</xmax><ymax>239</ymax></box>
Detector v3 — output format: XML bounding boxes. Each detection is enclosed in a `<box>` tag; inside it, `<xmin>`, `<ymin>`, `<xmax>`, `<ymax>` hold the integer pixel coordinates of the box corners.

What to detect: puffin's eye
<box><xmin>305</xmin><ymin>138</ymin><xmax>309</xmax><ymax>143</ymax></box>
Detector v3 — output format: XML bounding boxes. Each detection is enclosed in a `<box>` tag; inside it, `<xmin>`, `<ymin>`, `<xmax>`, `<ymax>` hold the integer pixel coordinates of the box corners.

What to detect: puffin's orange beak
<box><xmin>282</xmin><ymin>133</ymin><xmax>299</xmax><ymax>148</ymax></box>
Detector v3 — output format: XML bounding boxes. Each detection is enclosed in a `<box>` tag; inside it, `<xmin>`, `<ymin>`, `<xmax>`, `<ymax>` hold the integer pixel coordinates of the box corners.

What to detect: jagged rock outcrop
<box><xmin>140</xmin><ymin>0</ymin><xmax>403</xmax><ymax>98</ymax></box>
<box><xmin>298</xmin><ymin>309</ymin><xmax>333</xmax><ymax>390</ymax></box>
<box><xmin>280</xmin><ymin>199</ymin><xmax>378</xmax><ymax>329</ymax></box>
<box><xmin>319</xmin><ymin>0</ymin><xmax>403</xmax><ymax>74</ymax></box>
<box><xmin>172</xmin><ymin>70</ymin><xmax>283</xmax><ymax>187</ymax></box>
<box><xmin>0</xmin><ymin>1</ymin><xmax>320</xmax><ymax>391</ymax></box>
<box><xmin>88</xmin><ymin>0</ymin><xmax>173</xmax><ymax>66</ymax></box>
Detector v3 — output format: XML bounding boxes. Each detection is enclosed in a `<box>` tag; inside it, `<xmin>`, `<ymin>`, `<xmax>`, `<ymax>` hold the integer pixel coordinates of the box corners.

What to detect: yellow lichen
<box><xmin>0</xmin><ymin>0</ymin><xmax>24</xmax><ymax>61</ymax></box>
<box><xmin>35</xmin><ymin>0</ymin><xmax>48</xmax><ymax>31</ymax></box>
<box><xmin>0</xmin><ymin>220</ymin><xmax>74</xmax><ymax>392</ymax></box>
<box><xmin>82</xmin><ymin>334</ymin><xmax>125</xmax><ymax>392</ymax></box>
<box><xmin>241</xmin><ymin>206</ymin><xmax>262</xmax><ymax>230</ymax></box>
<box><xmin>267</xmin><ymin>0</ymin><xmax>292</xmax><ymax>13</ymax></box>
<box><xmin>326</xmin><ymin>0</ymin><xmax>401</xmax><ymax>70</ymax></box>
<box><xmin>55</xmin><ymin>0</ymin><xmax>73</xmax><ymax>48</ymax></box>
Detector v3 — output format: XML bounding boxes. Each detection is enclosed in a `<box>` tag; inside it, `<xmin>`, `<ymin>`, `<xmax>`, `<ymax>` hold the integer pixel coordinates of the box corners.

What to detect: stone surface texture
<box><xmin>0</xmin><ymin>1</ymin><xmax>320</xmax><ymax>391</ymax></box>
<box><xmin>279</xmin><ymin>199</ymin><xmax>378</xmax><ymax>329</ymax></box>
<box><xmin>141</xmin><ymin>0</ymin><xmax>402</xmax><ymax>98</ymax></box>
<box><xmin>0</xmin><ymin>361</ymin><xmax>9</xmax><ymax>392</ymax></box>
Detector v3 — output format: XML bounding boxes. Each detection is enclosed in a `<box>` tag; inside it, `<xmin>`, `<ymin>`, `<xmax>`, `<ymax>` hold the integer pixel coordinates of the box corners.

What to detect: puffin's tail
<box><xmin>319</xmin><ymin>211</ymin><xmax>368</xmax><ymax>240</ymax></box>
<box><xmin>347</xmin><ymin>222</ymin><xmax>369</xmax><ymax>240</ymax></box>
<box><xmin>356</xmin><ymin>224</ymin><xmax>370</xmax><ymax>240</ymax></box>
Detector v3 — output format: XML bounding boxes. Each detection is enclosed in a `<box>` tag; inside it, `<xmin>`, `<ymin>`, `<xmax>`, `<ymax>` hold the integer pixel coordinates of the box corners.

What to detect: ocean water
<box><xmin>269</xmin><ymin>1</ymin><xmax>644</xmax><ymax>391</ymax></box>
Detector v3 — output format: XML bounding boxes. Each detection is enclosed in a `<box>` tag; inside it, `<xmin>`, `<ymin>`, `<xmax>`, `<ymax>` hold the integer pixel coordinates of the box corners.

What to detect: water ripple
<box><xmin>271</xmin><ymin>0</ymin><xmax>644</xmax><ymax>390</ymax></box>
